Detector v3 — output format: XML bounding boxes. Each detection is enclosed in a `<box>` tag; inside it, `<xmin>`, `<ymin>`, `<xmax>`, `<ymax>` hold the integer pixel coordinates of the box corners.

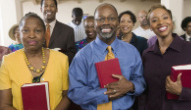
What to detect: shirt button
<box><xmin>103</xmin><ymin>100</ymin><xmax>106</xmax><ymax>103</ymax></box>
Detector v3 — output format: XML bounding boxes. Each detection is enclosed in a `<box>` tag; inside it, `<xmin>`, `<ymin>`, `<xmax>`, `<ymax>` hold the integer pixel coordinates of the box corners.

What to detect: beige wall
<box><xmin>22</xmin><ymin>0</ymin><xmax>160</xmax><ymax>28</ymax></box>
<box><xmin>1</xmin><ymin>0</ymin><xmax>191</xmax><ymax>46</ymax></box>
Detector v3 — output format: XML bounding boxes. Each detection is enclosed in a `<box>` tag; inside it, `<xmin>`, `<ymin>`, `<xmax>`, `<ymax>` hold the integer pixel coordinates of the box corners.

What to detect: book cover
<box><xmin>167</xmin><ymin>64</ymin><xmax>191</xmax><ymax>99</ymax></box>
<box><xmin>95</xmin><ymin>58</ymin><xmax>122</xmax><ymax>88</ymax></box>
<box><xmin>21</xmin><ymin>82</ymin><xmax>50</xmax><ymax>110</ymax></box>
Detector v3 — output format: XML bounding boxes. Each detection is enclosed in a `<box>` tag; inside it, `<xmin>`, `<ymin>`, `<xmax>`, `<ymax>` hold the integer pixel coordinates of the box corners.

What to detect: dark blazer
<box><xmin>119</xmin><ymin>33</ymin><xmax>148</xmax><ymax>55</ymax></box>
<box><xmin>44</xmin><ymin>20</ymin><xmax>76</xmax><ymax>64</ymax></box>
<box><xmin>181</xmin><ymin>34</ymin><xmax>186</xmax><ymax>40</ymax></box>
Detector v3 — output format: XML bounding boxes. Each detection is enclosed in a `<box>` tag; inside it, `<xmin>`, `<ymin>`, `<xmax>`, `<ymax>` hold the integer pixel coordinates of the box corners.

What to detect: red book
<box><xmin>167</xmin><ymin>64</ymin><xmax>191</xmax><ymax>99</ymax></box>
<box><xmin>21</xmin><ymin>82</ymin><xmax>50</xmax><ymax>110</ymax></box>
<box><xmin>95</xmin><ymin>58</ymin><xmax>122</xmax><ymax>88</ymax></box>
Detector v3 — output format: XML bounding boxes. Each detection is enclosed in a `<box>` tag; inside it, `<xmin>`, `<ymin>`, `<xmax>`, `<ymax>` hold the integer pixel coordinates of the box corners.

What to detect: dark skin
<box><xmin>94</xmin><ymin>4</ymin><xmax>135</xmax><ymax>101</ymax></box>
<box><xmin>0</xmin><ymin>16</ymin><xmax>70</xmax><ymax>109</ymax></box>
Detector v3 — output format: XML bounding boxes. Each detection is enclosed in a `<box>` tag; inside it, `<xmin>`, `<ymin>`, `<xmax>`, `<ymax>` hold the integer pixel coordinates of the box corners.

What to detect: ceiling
<box><xmin>31</xmin><ymin>0</ymin><xmax>160</xmax><ymax>4</ymax></box>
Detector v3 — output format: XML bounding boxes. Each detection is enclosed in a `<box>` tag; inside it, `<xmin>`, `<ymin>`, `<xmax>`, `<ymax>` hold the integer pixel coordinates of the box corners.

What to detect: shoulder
<box><xmin>49</xmin><ymin>49</ymin><xmax>68</xmax><ymax>59</ymax></box>
<box><xmin>56</xmin><ymin>21</ymin><xmax>73</xmax><ymax>31</ymax></box>
<box><xmin>136</xmin><ymin>35</ymin><xmax>147</xmax><ymax>42</ymax></box>
<box><xmin>2</xmin><ymin>49</ymin><xmax>22</xmax><ymax>62</ymax></box>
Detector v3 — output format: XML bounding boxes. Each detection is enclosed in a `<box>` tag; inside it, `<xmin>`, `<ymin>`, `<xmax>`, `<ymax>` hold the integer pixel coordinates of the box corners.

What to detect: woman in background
<box><xmin>118</xmin><ymin>10</ymin><xmax>148</xmax><ymax>55</ymax></box>
<box><xmin>75</xmin><ymin>16</ymin><xmax>96</xmax><ymax>51</ymax></box>
<box><xmin>8</xmin><ymin>24</ymin><xmax>23</xmax><ymax>52</ymax></box>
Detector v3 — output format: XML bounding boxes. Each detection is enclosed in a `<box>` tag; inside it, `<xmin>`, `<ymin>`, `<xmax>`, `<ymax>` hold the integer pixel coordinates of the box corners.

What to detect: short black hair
<box><xmin>181</xmin><ymin>16</ymin><xmax>191</xmax><ymax>31</ymax></box>
<box><xmin>72</xmin><ymin>7</ymin><xmax>83</xmax><ymax>17</ymax></box>
<box><xmin>19</xmin><ymin>12</ymin><xmax>46</xmax><ymax>33</ymax></box>
<box><xmin>118</xmin><ymin>10</ymin><xmax>136</xmax><ymax>24</ymax></box>
<box><xmin>41</xmin><ymin>0</ymin><xmax>57</xmax><ymax>8</ymax></box>
<box><xmin>94</xmin><ymin>3</ymin><xmax>118</xmax><ymax>17</ymax></box>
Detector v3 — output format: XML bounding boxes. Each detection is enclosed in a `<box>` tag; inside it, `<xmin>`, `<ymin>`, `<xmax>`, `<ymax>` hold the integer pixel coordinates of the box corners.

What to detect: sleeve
<box><xmin>179</xmin><ymin>87</ymin><xmax>191</xmax><ymax>100</ymax></box>
<box><xmin>0</xmin><ymin>57</ymin><xmax>12</xmax><ymax>90</ymax></box>
<box><xmin>67</xmin><ymin>53</ymin><xmax>108</xmax><ymax>106</ymax></box>
<box><xmin>128</xmin><ymin>49</ymin><xmax>146</xmax><ymax>96</ymax></box>
<box><xmin>62</xmin><ymin>55</ymin><xmax>69</xmax><ymax>90</ymax></box>
<box><xmin>61</xmin><ymin>28</ymin><xmax>76</xmax><ymax>64</ymax></box>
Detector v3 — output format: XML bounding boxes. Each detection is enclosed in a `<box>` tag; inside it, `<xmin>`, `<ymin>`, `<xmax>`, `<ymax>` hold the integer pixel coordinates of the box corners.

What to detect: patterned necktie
<box><xmin>45</xmin><ymin>24</ymin><xmax>50</xmax><ymax>48</ymax></box>
<box><xmin>97</xmin><ymin>46</ymin><xmax>114</xmax><ymax>110</ymax></box>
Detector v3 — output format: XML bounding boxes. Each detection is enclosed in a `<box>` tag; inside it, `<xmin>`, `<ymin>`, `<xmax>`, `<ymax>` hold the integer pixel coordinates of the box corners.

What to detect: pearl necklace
<box><xmin>23</xmin><ymin>48</ymin><xmax>46</xmax><ymax>74</ymax></box>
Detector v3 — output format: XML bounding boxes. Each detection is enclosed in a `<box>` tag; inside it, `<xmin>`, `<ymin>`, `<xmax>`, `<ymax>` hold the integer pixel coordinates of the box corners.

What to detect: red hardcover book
<box><xmin>95</xmin><ymin>58</ymin><xmax>122</xmax><ymax>88</ymax></box>
<box><xmin>21</xmin><ymin>82</ymin><xmax>50</xmax><ymax>110</ymax></box>
<box><xmin>167</xmin><ymin>64</ymin><xmax>191</xmax><ymax>99</ymax></box>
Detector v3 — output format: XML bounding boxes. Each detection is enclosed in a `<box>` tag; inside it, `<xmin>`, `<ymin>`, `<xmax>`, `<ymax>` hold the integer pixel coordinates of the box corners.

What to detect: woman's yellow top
<box><xmin>0</xmin><ymin>49</ymin><xmax>69</xmax><ymax>110</ymax></box>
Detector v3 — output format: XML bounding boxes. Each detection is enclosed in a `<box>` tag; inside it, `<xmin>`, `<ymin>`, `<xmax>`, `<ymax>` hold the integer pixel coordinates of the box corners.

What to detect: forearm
<box><xmin>55</xmin><ymin>96</ymin><xmax>71</xmax><ymax>110</ymax></box>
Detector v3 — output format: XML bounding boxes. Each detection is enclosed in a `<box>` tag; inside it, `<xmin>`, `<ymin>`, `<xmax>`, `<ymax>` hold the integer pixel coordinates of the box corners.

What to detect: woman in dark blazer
<box><xmin>118</xmin><ymin>10</ymin><xmax>148</xmax><ymax>55</ymax></box>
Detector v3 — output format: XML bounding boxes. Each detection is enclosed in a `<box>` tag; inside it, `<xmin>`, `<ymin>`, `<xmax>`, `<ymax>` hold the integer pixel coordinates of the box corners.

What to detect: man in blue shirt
<box><xmin>68</xmin><ymin>3</ymin><xmax>145</xmax><ymax>110</ymax></box>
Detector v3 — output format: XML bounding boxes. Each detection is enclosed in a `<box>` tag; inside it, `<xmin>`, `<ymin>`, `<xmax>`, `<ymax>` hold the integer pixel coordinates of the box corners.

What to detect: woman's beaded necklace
<box><xmin>23</xmin><ymin>47</ymin><xmax>46</xmax><ymax>74</ymax></box>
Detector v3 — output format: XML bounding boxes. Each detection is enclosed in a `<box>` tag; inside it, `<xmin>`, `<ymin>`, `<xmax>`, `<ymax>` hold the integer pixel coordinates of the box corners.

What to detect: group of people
<box><xmin>0</xmin><ymin>0</ymin><xmax>191</xmax><ymax>110</ymax></box>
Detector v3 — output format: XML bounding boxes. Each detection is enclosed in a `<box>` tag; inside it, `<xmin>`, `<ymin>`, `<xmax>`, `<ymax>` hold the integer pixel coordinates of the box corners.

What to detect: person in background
<box><xmin>133</xmin><ymin>10</ymin><xmax>155</xmax><ymax>39</ymax></box>
<box><xmin>40</xmin><ymin>0</ymin><xmax>76</xmax><ymax>64</ymax></box>
<box><xmin>118</xmin><ymin>10</ymin><xmax>147</xmax><ymax>55</ymax></box>
<box><xmin>180</xmin><ymin>16</ymin><xmax>191</xmax><ymax>41</ymax></box>
<box><xmin>68</xmin><ymin>3</ymin><xmax>145</xmax><ymax>110</ymax></box>
<box><xmin>116</xmin><ymin>26</ymin><xmax>121</xmax><ymax>38</ymax></box>
<box><xmin>75</xmin><ymin>16</ymin><xmax>96</xmax><ymax>52</ymax></box>
<box><xmin>0</xmin><ymin>12</ymin><xmax>70</xmax><ymax>110</ymax></box>
<box><xmin>0</xmin><ymin>46</ymin><xmax>11</xmax><ymax>66</ymax></box>
<box><xmin>8</xmin><ymin>24</ymin><xmax>24</xmax><ymax>52</ymax></box>
<box><xmin>68</xmin><ymin>7</ymin><xmax>86</xmax><ymax>42</ymax></box>
<box><xmin>141</xmin><ymin>5</ymin><xmax>191</xmax><ymax>110</ymax></box>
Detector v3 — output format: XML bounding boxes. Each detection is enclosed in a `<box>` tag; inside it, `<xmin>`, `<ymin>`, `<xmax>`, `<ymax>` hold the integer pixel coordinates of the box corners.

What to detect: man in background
<box><xmin>181</xmin><ymin>16</ymin><xmax>191</xmax><ymax>41</ymax></box>
<box><xmin>68</xmin><ymin>7</ymin><xmax>86</xmax><ymax>42</ymax></box>
<box><xmin>133</xmin><ymin>10</ymin><xmax>155</xmax><ymax>39</ymax></box>
<box><xmin>41</xmin><ymin>0</ymin><xmax>76</xmax><ymax>63</ymax></box>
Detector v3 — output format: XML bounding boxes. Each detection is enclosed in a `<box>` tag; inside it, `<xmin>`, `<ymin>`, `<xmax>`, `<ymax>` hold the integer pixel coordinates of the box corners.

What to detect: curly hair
<box><xmin>181</xmin><ymin>16</ymin><xmax>191</xmax><ymax>31</ymax></box>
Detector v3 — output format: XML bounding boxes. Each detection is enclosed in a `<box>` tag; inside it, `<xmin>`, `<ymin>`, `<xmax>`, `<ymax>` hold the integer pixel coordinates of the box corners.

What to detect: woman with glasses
<box><xmin>0</xmin><ymin>12</ymin><xmax>70</xmax><ymax>110</ymax></box>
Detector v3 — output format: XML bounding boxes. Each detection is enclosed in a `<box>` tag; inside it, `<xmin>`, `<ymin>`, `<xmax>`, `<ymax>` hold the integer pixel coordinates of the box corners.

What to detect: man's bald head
<box><xmin>94</xmin><ymin>3</ymin><xmax>118</xmax><ymax>17</ymax></box>
<box><xmin>138</xmin><ymin>10</ymin><xmax>148</xmax><ymax>26</ymax></box>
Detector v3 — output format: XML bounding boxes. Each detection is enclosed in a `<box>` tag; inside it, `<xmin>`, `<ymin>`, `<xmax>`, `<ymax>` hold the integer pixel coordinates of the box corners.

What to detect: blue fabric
<box><xmin>8</xmin><ymin>44</ymin><xmax>23</xmax><ymax>52</ymax></box>
<box><xmin>75</xmin><ymin>39</ymin><xmax>88</xmax><ymax>52</ymax></box>
<box><xmin>68</xmin><ymin>37</ymin><xmax>146</xmax><ymax>110</ymax></box>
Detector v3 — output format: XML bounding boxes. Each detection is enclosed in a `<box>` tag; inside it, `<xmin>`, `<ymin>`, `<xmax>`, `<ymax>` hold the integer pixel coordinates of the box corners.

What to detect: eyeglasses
<box><xmin>95</xmin><ymin>17</ymin><xmax>117</xmax><ymax>23</ymax></box>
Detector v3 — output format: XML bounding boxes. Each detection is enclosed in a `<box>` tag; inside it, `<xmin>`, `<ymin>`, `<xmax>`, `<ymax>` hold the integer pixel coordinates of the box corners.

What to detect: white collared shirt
<box><xmin>45</xmin><ymin>19</ymin><xmax>56</xmax><ymax>37</ymax></box>
<box><xmin>133</xmin><ymin>26</ymin><xmax>156</xmax><ymax>39</ymax></box>
<box><xmin>185</xmin><ymin>33</ymin><xmax>191</xmax><ymax>41</ymax></box>
<box><xmin>67</xmin><ymin>21</ymin><xmax>86</xmax><ymax>42</ymax></box>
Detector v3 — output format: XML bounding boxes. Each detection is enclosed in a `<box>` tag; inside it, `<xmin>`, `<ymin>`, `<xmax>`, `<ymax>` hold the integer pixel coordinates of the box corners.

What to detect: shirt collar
<box><xmin>130</xmin><ymin>33</ymin><xmax>137</xmax><ymax>44</ymax></box>
<box><xmin>45</xmin><ymin>19</ymin><xmax>56</xmax><ymax>28</ymax></box>
<box><xmin>186</xmin><ymin>33</ymin><xmax>191</xmax><ymax>41</ymax></box>
<box><xmin>95</xmin><ymin>36</ymin><xmax>119</xmax><ymax>54</ymax></box>
<box><xmin>147</xmin><ymin>33</ymin><xmax>183</xmax><ymax>54</ymax></box>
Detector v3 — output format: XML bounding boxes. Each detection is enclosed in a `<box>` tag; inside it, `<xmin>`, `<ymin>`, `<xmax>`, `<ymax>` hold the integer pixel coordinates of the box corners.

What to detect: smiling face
<box><xmin>149</xmin><ymin>8</ymin><xmax>173</xmax><ymax>38</ymax></box>
<box><xmin>94</xmin><ymin>5</ymin><xmax>118</xmax><ymax>40</ymax></box>
<box><xmin>41</xmin><ymin>0</ymin><xmax>57</xmax><ymax>23</ymax></box>
<box><xmin>119</xmin><ymin>14</ymin><xmax>134</xmax><ymax>35</ymax></box>
<box><xmin>20</xmin><ymin>17</ymin><xmax>45</xmax><ymax>51</ymax></box>
<box><xmin>84</xmin><ymin>18</ymin><xmax>96</xmax><ymax>39</ymax></box>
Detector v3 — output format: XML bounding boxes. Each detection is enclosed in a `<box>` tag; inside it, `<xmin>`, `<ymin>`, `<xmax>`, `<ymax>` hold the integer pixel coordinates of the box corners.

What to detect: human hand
<box><xmin>104</xmin><ymin>74</ymin><xmax>134</xmax><ymax>100</ymax></box>
<box><xmin>166</xmin><ymin>73</ymin><xmax>182</xmax><ymax>95</ymax></box>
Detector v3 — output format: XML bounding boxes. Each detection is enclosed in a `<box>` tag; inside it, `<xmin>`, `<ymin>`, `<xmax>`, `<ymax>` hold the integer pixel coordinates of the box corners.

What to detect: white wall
<box><xmin>0</xmin><ymin>0</ymin><xmax>18</xmax><ymax>46</ymax></box>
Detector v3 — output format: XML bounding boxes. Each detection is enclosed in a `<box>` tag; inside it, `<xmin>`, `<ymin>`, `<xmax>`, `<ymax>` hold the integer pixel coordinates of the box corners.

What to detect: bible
<box><xmin>21</xmin><ymin>82</ymin><xmax>50</xmax><ymax>110</ymax></box>
<box><xmin>95</xmin><ymin>58</ymin><xmax>122</xmax><ymax>88</ymax></box>
<box><xmin>167</xmin><ymin>64</ymin><xmax>191</xmax><ymax>99</ymax></box>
